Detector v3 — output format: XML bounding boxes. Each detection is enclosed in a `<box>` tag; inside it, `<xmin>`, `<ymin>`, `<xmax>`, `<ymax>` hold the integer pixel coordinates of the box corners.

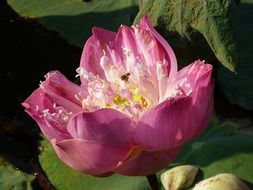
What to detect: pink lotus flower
<box><xmin>22</xmin><ymin>16</ymin><xmax>213</xmax><ymax>177</ymax></box>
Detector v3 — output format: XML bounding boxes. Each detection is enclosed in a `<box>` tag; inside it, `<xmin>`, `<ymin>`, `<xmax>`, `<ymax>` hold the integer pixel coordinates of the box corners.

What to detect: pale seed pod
<box><xmin>193</xmin><ymin>173</ymin><xmax>250</xmax><ymax>190</ymax></box>
<box><xmin>161</xmin><ymin>165</ymin><xmax>198</xmax><ymax>190</ymax></box>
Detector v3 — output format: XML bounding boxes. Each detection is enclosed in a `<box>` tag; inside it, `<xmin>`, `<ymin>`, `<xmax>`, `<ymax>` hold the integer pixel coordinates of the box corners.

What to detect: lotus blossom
<box><xmin>22</xmin><ymin>16</ymin><xmax>213</xmax><ymax>177</ymax></box>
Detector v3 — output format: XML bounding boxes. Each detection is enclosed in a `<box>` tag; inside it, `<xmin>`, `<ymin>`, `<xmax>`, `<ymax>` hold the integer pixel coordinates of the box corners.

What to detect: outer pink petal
<box><xmin>60</xmin><ymin>109</ymin><xmax>135</xmax><ymax>176</ymax></box>
<box><xmin>174</xmin><ymin>61</ymin><xmax>213</xmax><ymax>139</ymax></box>
<box><xmin>139</xmin><ymin>15</ymin><xmax>177</xmax><ymax>77</ymax></box>
<box><xmin>22</xmin><ymin>88</ymin><xmax>70</xmax><ymax>140</ymax></box>
<box><xmin>41</xmin><ymin>71</ymin><xmax>84</xmax><ymax>113</ymax></box>
<box><xmin>168</xmin><ymin>60</ymin><xmax>213</xmax><ymax>95</ymax></box>
<box><xmin>80</xmin><ymin>28</ymin><xmax>118</xmax><ymax>82</ymax></box>
<box><xmin>51</xmin><ymin>138</ymin><xmax>132</xmax><ymax>176</ymax></box>
<box><xmin>38</xmin><ymin>118</ymin><xmax>71</xmax><ymax>141</ymax></box>
<box><xmin>134</xmin><ymin>63</ymin><xmax>213</xmax><ymax>149</ymax></box>
<box><xmin>22</xmin><ymin>70</ymin><xmax>86</xmax><ymax>140</ymax></box>
<box><xmin>115</xmin><ymin>146</ymin><xmax>182</xmax><ymax>176</ymax></box>
<box><xmin>67</xmin><ymin>109</ymin><xmax>134</xmax><ymax>145</ymax></box>
<box><xmin>43</xmin><ymin>70</ymin><xmax>87</xmax><ymax>104</ymax></box>
<box><xmin>134</xmin><ymin>95</ymin><xmax>192</xmax><ymax>149</ymax></box>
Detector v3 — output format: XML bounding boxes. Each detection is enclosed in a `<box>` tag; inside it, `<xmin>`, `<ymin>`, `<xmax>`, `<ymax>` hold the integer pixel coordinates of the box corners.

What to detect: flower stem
<box><xmin>146</xmin><ymin>174</ymin><xmax>159</xmax><ymax>190</ymax></box>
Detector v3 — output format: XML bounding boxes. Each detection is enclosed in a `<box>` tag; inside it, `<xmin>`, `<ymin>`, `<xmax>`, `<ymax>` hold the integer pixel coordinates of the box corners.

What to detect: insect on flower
<box><xmin>120</xmin><ymin>72</ymin><xmax>131</xmax><ymax>81</ymax></box>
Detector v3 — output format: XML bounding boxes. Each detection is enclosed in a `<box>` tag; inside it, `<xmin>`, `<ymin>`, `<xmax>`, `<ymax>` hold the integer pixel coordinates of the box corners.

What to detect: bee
<box><xmin>120</xmin><ymin>72</ymin><xmax>131</xmax><ymax>82</ymax></box>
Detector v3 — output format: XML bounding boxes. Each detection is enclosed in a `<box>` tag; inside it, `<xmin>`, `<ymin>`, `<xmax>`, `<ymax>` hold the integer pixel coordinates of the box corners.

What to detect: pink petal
<box><xmin>67</xmin><ymin>109</ymin><xmax>134</xmax><ymax>145</ymax></box>
<box><xmin>114</xmin><ymin>17</ymin><xmax>177</xmax><ymax>97</ymax></box>
<box><xmin>139</xmin><ymin>15</ymin><xmax>177</xmax><ymax>77</ymax></box>
<box><xmin>115</xmin><ymin>146</ymin><xmax>182</xmax><ymax>176</ymax></box>
<box><xmin>190</xmin><ymin>82</ymin><xmax>213</xmax><ymax>139</ymax></box>
<box><xmin>114</xmin><ymin>25</ymin><xmax>163</xmax><ymax>71</ymax></box>
<box><xmin>44</xmin><ymin>70</ymin><xmax>87</xmax><ymax>103</ymax></box>
<box><xmin>114</xmin><ymin>23</ymin><xmax>167</xmax><ymax>67</ymax></box>
<box><xmin>80</xmin><ymin>28</ymin><xmax>118</xmax><ymax>82</ymax></box>
<box><xmin>92</xmin><ymin>27</ymin><xmax>116</xmax><ymax>46</ymax></box>
<box><xmin>22</xmin><ymin>71</ymin><xmax>86</xmax><ymax>140</ymax></box>
<box><xmin>38</xmin><ymin>118</ymin><xmax>71</xmax><ymax>141</ymax></box>
<box><xmin>134</xmin><ymin>63</ymin><xmax>213</xmax><ymax>149</ymax></box>
<box><xmin>41</xmin><ymin>71</ymin><xmax>84</xmax><ymax>113</ymax></box>
<box><xmin>133</xmin><ymin>26</ymin><xmax>166</xmax><ymax>68</ymax></box>
<box><xmin>114</xmin><ymin>25</ymin><xmax>141</xmax><ymax>59</ymax></box>
<box><xmin>134</xmin><ymin>95</ymin><xmax>192</xmax><ymax>149</ymax></box>
<box><xmin>132</xmin><ymin>26</ymin><xmax>167</xmax><ymax>87</ymax></box>
<box><xmin>92</xmin><ymin>28</ymin><xmax>122</xmax><ymax>66</ymax></box>
<box><xmin>62</xmin><ymin>109</ymin><xmax>135</xmax><ymax>175</ymax></box>
<box><xmin>114</xmin><ymin>25</ymin><xmax>159</xmax><ymax>90</ymax></box>
<box><xmin>168</xmin><ymin>60</ymin><xmax>213</xmax><ymax>95</ymax></box>
<box><xmin>22</xmin><ymin>88</ymin><xmax>70</xmax><ymax>140</ymax></box>
<box><xmin>22</xmin><ymin>88</ymin><xmax>50</xmax><ymax>115</ymax></box>
<box><xmin>51</xmin><ymin>138</ymin><xmax>132</xmax><ymax>176</ymax></box>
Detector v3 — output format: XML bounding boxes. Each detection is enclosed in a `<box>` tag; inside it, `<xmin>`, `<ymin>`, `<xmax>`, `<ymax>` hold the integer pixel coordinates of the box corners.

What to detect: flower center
<box><xmin>75</xmin><ymin>47</ymin><xmax>160</xmax><ymax>119</ymax></box>
<box><xmin>112</xmin><ymin>88</ymin><xmax>149</xmax><ymax>110</ymax></box>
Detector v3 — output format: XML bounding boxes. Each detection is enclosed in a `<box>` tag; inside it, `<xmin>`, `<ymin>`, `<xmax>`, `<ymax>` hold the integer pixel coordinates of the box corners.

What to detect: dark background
<box><xmin>0</xmin><ymin>1</ymin><xmax>82</xmax><ymax>189</ymax></box>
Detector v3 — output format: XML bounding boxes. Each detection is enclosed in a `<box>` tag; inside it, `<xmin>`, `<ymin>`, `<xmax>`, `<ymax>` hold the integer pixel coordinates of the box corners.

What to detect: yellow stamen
<box><xmin>113</xmin><ymin>95</ymin><xmax>129</xmax><ymax>106</ymax></box>
<box><xmin>132</xmin><ymin>91</ymin><xmax>149</xmax><ymax>108</ymax></box>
